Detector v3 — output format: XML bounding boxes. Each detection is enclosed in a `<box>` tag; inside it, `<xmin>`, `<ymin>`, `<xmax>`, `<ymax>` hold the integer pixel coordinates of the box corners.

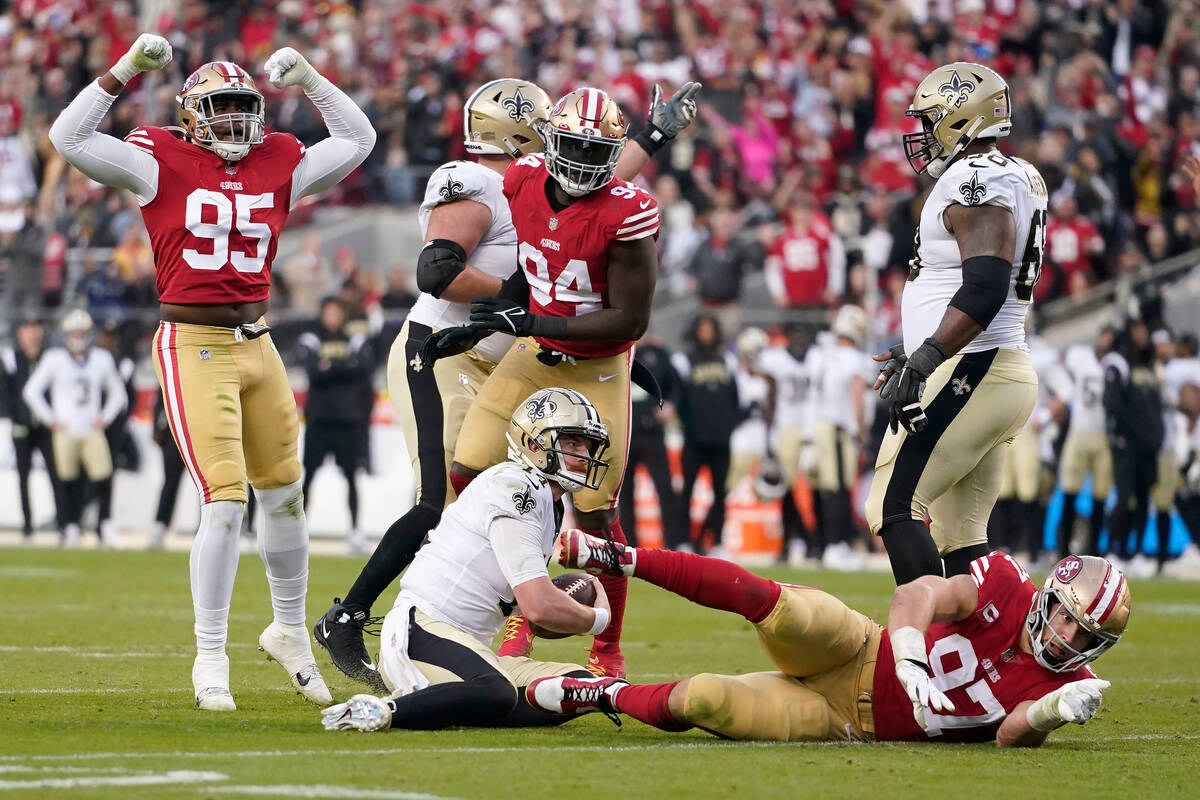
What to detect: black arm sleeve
<box><xmin>947</xmin><ymin>255</ymin><xmax>1012</xmax><ymax>327</ymax></box>
<box><xmin>415</xmin><ymin>239</ymin><xmax>468</xmax><ymax>298</ymax></box>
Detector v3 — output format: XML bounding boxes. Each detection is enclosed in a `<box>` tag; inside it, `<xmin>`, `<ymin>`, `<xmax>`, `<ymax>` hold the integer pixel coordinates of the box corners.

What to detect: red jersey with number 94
<box><xmin>503</xmin><ymin>153</ymin><xmax>659</xmax><ymax>358</ymax></box>
<box><xmin>124</xmin><ymin>126</ymin><xmax>305</xmax><ymax>304</ymax></box>
<box><xmin>872</xmin><ymin>552</ymin><xmax>1097</xmax><ymax>742</ymax></box>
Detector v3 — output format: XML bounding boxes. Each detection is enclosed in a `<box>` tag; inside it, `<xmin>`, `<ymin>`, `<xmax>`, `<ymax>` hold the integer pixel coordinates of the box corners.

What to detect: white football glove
<box><xmin>110</xmin><ymin>33</ymin><xmax>173</xmax><ymax>84</ymax></box>
<box><xmin>890</xmin><ymin>626</ymin><xmax>955</xmax><ymax>731</ymax></box>
<box><xmin>321</xmin><ymin>694</ymin><xmax>393</xmax><ymax>732</ymax></box>
<box><xmin>1025</xmin><ymin>678</ymin><xmax>1111</xmax><ymax>731</ymax></box>
<box><xmin>264</xmin><ymin>47</ymin><xmax>321</xmax><ymax>92</ymax></box>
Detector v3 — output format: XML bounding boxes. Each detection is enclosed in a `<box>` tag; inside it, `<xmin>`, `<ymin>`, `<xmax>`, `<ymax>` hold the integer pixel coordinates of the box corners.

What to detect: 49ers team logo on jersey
<box><xmin>1056</xmin><ymin>557</ymin><xmax>1084</xmax><ymax>582</ymax></box>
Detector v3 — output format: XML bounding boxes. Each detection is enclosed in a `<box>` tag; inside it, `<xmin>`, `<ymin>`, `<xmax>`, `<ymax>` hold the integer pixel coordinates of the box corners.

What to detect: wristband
<box><xmin>587</xmin><ymin>607</ymin><xmax>610</xmax><ymax>636</ymax></box>
<box><xmin>890</xmin><ymin>625</ymin><xmax>929</xmax><ymax>667</ymax></box>
<box><xmin>1025</xmin><ymin>692</ymin><xmax>1064</xmax><ymax>732</ymax></box>
<box><xmin>633</xmin><ymin>124</ymin><xmax>669</xmax><ymax>156</ymax></box>
<box><xmin>110</xmin><ymin>57</ymin><xmax>140</xmax><ymax>86</ymax></box>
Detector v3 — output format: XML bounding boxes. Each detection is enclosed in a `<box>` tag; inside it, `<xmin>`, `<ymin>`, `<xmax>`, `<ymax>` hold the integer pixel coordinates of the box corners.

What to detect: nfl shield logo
<box><xmin>199</xmin><ymin>349</ymin><xmax>210</xmax><ymax>361</ymax></box>
<box><xmin>549</xmin><ymin>217</ymin><xmax>559</xmax><ymax>231</ymax></box>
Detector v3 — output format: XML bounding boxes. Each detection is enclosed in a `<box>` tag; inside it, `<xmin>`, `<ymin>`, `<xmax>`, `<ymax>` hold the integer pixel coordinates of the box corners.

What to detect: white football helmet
<box><xmin>60</xmin><ymin>309</ymin><xmax>93</xmax><ymax>355</ymax></box>
<box><xmin>903</xmin><ymin>62</ymin><xmax>1012</xmax><ymax>178</ymax></box>
<box><xmin>1026</xmin><ymin>555</ymin><xmax>1132</xmax><ymax>673</ymax></box>
<box><xmin>538</xmin><ymin>88</ymin><xmax>627</xmax><ymax>196</ymax></box>
<box><xmin>736</xmin><ymin>327</ymin><xmax>768</xmax><ymax>366</ymax></box>
<box><xmin>832</xmin><ymin>304</ymin><xmax>867</xmax><ymax>346</ymax></box>
<box><xmin>462</xmin><ymin>78</ymin><xmax>552</xmax><ymax>158</ymax></box>
<box><xmin>506</xmin><ymin>387</ymin><xmax>610</xmax><ymax>493</ymax></box>
<box><xmin>177</xmin><ymin>61</ymin><xmax>265</xmax><ymax>162</ymax></box>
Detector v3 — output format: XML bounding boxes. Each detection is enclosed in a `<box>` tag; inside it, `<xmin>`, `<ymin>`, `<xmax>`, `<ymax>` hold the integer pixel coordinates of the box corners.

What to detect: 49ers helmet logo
<box><xmin>1055</xmin><ymin>557</ymin><xmax>1084</xmax><ymax>582</ymax></box>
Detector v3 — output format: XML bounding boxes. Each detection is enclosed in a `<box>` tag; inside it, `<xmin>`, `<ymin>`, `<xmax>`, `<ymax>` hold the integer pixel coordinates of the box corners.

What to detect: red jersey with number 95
<box><xmin>124</xmin><ymin>126</ymin><xmax>305</xmax><ymax>304</ymax></box>
<box><xmin>503</xmin><ymin>153</ymin><xmax>658</xmax><ymax>358</ymax></box>
<box><xmin>872</xmin><ymin>551</ymin><xmax>1097</xmax><ymax>743</ymax></box>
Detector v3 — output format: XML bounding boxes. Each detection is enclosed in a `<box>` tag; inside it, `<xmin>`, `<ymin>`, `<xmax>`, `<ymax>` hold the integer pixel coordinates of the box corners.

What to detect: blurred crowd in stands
<box><xmin>1</xmin><ymin>0</ymin><xmax>1200</xmax><ymax>340</ymax></box>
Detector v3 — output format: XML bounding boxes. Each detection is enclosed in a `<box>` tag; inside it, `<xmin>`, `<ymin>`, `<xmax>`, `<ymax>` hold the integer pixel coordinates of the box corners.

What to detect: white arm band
<box><xmin>890</xmin><ymin>626</ymin><xmax>929</xmax><ymax>667</ymax></box>
<box><xmin>1025</xmin><ymin>691</ymin><xmax>1065</xmax><ymax>732</ymax></box>
<box><xmin>48</xmin><ymin>80</ymin><xmax>158</xmax><ymax>204</ymax></box>
<box><xmin>587</xmin><ymin>607</ymin><xmax>610</xmax><ymax>636</ymax></box>
<box><xmin>289</xmin><ymin>75</ymin><xmax>377</xmax><ymax>204</ymax></box>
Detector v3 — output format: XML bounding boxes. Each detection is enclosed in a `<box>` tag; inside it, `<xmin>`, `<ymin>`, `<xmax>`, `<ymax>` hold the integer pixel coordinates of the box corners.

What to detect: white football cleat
<box><xmin>259</xmin><ymin>620</ymin><xmax>333</xmax><ymax>705</ymax></box>
<box><xmin>193</xmin><ymin>649</ymin><xmax>236</xmax><ymax>711</ymax></box>
<box><xmin>321</xmin><ymin>694</ymin><xmax>392</xmax><ymax>732</ymax></box>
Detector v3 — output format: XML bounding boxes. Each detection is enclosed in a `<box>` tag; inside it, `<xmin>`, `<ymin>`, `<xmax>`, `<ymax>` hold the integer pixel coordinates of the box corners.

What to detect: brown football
<box><xmin>529</xmin><ymin>572</ymin><xmax>598</xmax><ymax>639</ymax></box>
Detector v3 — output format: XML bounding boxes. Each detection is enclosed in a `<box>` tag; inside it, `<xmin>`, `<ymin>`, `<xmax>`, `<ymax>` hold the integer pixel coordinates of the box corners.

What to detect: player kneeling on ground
<box><xmin>529</xmin><ymin>535</ymin><xmax>1128</xmax><ymax>747</ymax></box>
<box><xmin>322</xmin><ymin>388</ymin><xmax>612</xmax><ymax>731</ymax></box>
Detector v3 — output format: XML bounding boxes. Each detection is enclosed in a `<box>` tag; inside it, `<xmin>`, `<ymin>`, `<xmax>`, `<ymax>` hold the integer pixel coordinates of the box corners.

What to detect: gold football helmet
<box><xmin>177</xmin><ymin>61</ymin><xmax>265</xmax><ymax>162</ymax></box>
<box><xmin>832</xmin><ymin>304</ymin><xmax>867</xmax><ymax>346</ymax></box>
<box><xmin>539</xmin><ymin>88</ymin><xmax>627</xmax><ymax>196</ymax></box>
<box><xmin>506</xmin><ymin>387</ymin><xmax>610</xmax><ymax>493</ymax></box>
<box><xmin>61</xmin><ymin>309</ymin><xmax>93</xmax><ymax>355</ymax></box>
<box><xmin>903</xmin><ymin>62</ymin><xmax>1011</xmax><ymax>178</ymax></box>
<box><xmin>736</xmin><ymin>326</ymin><xmax>768</xmax><ymax>365</ymax></box>
<box><xmin>1026</xmin><ymin>555</ymin><xmax>1132</xmax><ymax>673</ymax></box>
<box><xmin>463</xmin><ymin>78</ymin><xmax>552</xmax><ymax>158</ymax></box>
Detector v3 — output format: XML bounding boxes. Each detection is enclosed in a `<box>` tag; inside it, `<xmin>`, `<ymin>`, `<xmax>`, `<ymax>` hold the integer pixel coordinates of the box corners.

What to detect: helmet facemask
<box><xmin>1026</xmin><ymin>590</ymin><xmax>1119</xmax><ymax>673</ymax></box>
<box><xmin>541</xmin><ymin>126</ymin><xmax>626</xmax><ymax>197</ymax></box>
<box><xmin>506</xmin><ymin>388</ymin><xmax>611</xmax><ymax>493</ymax></box>
<box><xmin>183</xmin><ymin>90</ymin><xmax>265</xmax><ymax>162</ymax></box>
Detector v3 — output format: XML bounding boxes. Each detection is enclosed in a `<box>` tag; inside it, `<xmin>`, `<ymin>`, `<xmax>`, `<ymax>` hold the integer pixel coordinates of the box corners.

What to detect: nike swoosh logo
<box><xmin>598</xmin><ymin>374</ymin><xmax>617</xmax><ymax>382</ymax></box>
<box><xmin>319</xmin><ymin>621</ymin><xmax>330</xmax><ymax>639</ymax></box>
<box><xmin>361</xmin><ymin>659</ymin><xmax>377</xmax><ymax>671</ymax></box>
<box><xmin>639</xmin><ymin>199</ymin><xmax>652</xmax><ymax>209</ymax></box>
<box><xmin>296</xmin><ymin>672</ymin><xmax>311</xmax><ymax>687</ymax></box>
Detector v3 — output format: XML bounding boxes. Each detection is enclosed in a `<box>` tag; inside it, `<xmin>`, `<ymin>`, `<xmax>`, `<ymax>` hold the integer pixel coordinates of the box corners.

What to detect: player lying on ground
<box><xmin>320</xmin><ymin>388</ymin><xmax>614</xmax><ymax>732</ymax></box>
<box><xmin>527</xmin><ymin>533</ymin><xmax>1128</xmax><ymax>747</ymax></box>
<box><xmin>49</xmin><ymin>34</ymin><xmax>375</xmax><ymax>710</ymax></box>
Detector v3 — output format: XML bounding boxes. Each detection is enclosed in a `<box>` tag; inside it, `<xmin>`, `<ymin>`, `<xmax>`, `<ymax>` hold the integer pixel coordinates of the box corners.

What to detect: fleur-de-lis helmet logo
<box><xmin>938</xmin><ymin>71</ymin><xmax>976</xmax><ymax>109</ymax></box>
<box><xmin>525</xmin><ymin>394</ymin><xmax>556</xmax><ymax>421</ymax></box>
<box><xmin>959</xmin><ymin>172</ymin><xmax>987</xmax><ymax>205</ymax></box>
<box><xmin>439</xmin><ymin>176</ymin><xmax>464</xmax><ymax>202</ymax></box>
<box><xmin>502</xmin><ymin>88</ymin><xmax>536</xmax><ymax>123</ymax></box>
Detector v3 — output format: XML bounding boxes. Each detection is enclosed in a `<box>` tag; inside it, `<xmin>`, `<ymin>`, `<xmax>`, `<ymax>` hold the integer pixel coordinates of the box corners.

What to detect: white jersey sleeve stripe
<box><xmin>616</xmin><ymin>216</ymin><xmax>660</xmax><ymax>235</ymax></box>
<box><xmin>620</xmin><ymin>207</ymin><xmax>658</xmax><ymax>225</ymax></box>
<box><xmin>615</xmin><ymin>225</ymin><xmax>658</xmax><ymax>241</ymax></box>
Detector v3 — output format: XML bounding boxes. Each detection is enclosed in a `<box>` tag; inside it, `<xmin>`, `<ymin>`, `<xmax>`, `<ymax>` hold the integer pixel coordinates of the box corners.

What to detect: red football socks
<box><xmin>611</xmin><ymin>681</ymin><xmax>692</xmax><ymax>732</ymax></box>
<box><xmin>632</xmin><ymin>549</ymin><xmax>780</xmax><ymax>623</ymax></box>
<box><xmin>587</xmin><ymin>519</ymin><xmax>627</xmax><ymax>650</ymax></box>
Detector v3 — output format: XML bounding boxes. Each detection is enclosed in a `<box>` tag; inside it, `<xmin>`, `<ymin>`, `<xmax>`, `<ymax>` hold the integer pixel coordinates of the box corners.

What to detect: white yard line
<box><xmin>206</xmin><ymin>785</ymin><xmax>461</xmax><ymax>800</ymax></box>
<box><xmin>0</xmin><ymin>770</ymin><xmax>226</xmax><ymax>791</ymax></box>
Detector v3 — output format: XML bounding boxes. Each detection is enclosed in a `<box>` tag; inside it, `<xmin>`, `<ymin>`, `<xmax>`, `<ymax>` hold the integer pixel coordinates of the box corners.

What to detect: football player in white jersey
<box><xmin>865</xmin><ymin>63</ymin><xmax>1046</xmax><ymax>584</ymax></box>
<box><xmin>315</xmin><ymin>79</ymin><xmax>701</xmax><ymax>688</ymax></box>
<box><xmin>808</xmin><ymin>306</ymin><xmax>874</xmax><ymax>570</ymax></box>
<box><xmin>1056</xmin><ymin>328</ymin><xmax>1117</xmax><ymax>559</ymax></box>
<box><xmin>320</xmin><ymin>388</ymin><xmax>612</xmax><ymax>732</ymax></box>
<box><xmin>22</xmin><ymin>311</ymin><xmax>126</xmax><ymax>547</ymax></box>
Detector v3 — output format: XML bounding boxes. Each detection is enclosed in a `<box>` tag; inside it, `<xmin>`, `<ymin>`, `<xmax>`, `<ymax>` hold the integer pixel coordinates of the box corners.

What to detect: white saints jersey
<box><xmin>408</xmin><ymin>160</ymin><xmax>518</xmax><ymax>363</ymax></box>
<box><xmin>21</xmin><ymin>346</ymin><xmax>125</xmax><ymax>436</ymax></box>
<box><xmin>1063</xmin><ymin>345</ymin><xmax>1107</xmax><ymax>435</ymax></box>
<box><xmin>397</xmin><ymin>461</ymin><xmax>557</xmax><ymax>644</ymax></box>
<box><xmin>756</xmin><ymin>346</ymin><xmax>812</xmax><ymax>432</ymax></box>
<box><xmin>808</xmin><ymin>341</ymin><xmax>874</xmax><ymax>438</ymax></box>
<box><xmin>902</xmin><ymin>151</ymin><xmax>1048</xmax><ymax>355</ymax></box>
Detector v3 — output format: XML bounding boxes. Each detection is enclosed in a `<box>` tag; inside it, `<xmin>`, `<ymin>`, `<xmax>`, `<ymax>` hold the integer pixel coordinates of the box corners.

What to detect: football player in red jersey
<box><xmin>431</xmin><ymin>88</ymin><xmax>666</xmax><ymax>679</ymax></box>
<box><xmin>313</xmin><ymin>78</ymin><xmax>700</xmax><ymax>691</ymax></box>
<box><xmin>531</xmin><ymin>532</ymin><xmax>1128</xmax><ymax>747</ymax></box>
<box><xmin>49</xmin><ymin>34</ymin><xmax>376</xmax><ymax>711</ymax></box>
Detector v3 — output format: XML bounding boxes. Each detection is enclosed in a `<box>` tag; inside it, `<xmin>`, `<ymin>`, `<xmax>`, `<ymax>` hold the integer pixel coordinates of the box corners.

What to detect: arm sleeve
<box><xmin>489</xmin><ymin>515</ymin><xmax>551</xmax><ymax>589</ymax></box>
<box><xmin>47</xmin><ymin>81</ymin><xmax>159</xmax><ymax>204</ymax></box>
<box><xmin>21</xmin><ymin>354</ymin><xmax>55</xmax><ymax>426</ymax></box>
<box><xmin>99</xmin><ymin>355</ymin><xmax>127</xmax><ymax>425</ymax></box>
<box><xmin>289</xmin><ymin>75</ymin><xmax>377</xmax><ymax>205</ymax></box>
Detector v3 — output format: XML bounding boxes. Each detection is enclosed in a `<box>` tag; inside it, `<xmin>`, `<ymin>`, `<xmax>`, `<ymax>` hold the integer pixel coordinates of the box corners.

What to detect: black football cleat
<box><xmin>313</xmin><ymin>598</ymin><xmax>387</xmax><ymax>693</ymax></box>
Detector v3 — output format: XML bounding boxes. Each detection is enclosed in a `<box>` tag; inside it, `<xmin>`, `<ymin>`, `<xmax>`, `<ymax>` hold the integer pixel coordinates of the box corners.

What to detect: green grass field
<box><xmin>2</xmin><ymin>547</ymin><xmax>1198</xmax><ymax>800</ymax></box>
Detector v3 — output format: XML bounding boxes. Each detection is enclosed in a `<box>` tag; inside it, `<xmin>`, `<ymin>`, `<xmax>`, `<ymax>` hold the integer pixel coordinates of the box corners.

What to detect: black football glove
<box><xmin>888</xmin><ymin>338</ymin><xmax>949</xmax><ymax>435</ymax></box>
<box><xmin>470</xmin><ymin>297</ymin><xmax>538</xmax><ymax>336</ymax></box>
<box><xmin>648</xmin><ymin>81</ymin><xmax>702</xmax><ymax>139</ymax></box>
<box><xmin>875</xmin><ymin>343</ymin><xmax>907</xmax><ymax>401</ymax></box>
<box><xmin>419</xmin><ymin>325</ymin><xmax>487</xmax><ymax>366</ymax></box>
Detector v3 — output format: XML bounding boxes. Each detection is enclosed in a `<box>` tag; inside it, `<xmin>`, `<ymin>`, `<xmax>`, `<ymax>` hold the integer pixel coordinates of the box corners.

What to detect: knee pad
<box><xmin>682</xmin><ymin>673</ymin><xmax>735</xmax><ymax>730</ymax></box>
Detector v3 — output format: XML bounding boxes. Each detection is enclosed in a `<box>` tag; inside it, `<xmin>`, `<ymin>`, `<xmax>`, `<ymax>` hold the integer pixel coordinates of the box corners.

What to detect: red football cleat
<box><xmin>526</xmin><ymin>674</ymin><xmax>628</xmax><ymax>724</ymax></box>
<box><xmin>557</xmin><ymin>528</ymin><xmax>634</xmax><ymax>576</ymax></box>
<box><xmin>587</xmin><ymin>641</ymin><xmax>626</xmax><ymax>679</ymax></box>
<box><xmin>497</xmin><ymin>612</ymin><xmax>534</xmax><ymax>658</ymax></box>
